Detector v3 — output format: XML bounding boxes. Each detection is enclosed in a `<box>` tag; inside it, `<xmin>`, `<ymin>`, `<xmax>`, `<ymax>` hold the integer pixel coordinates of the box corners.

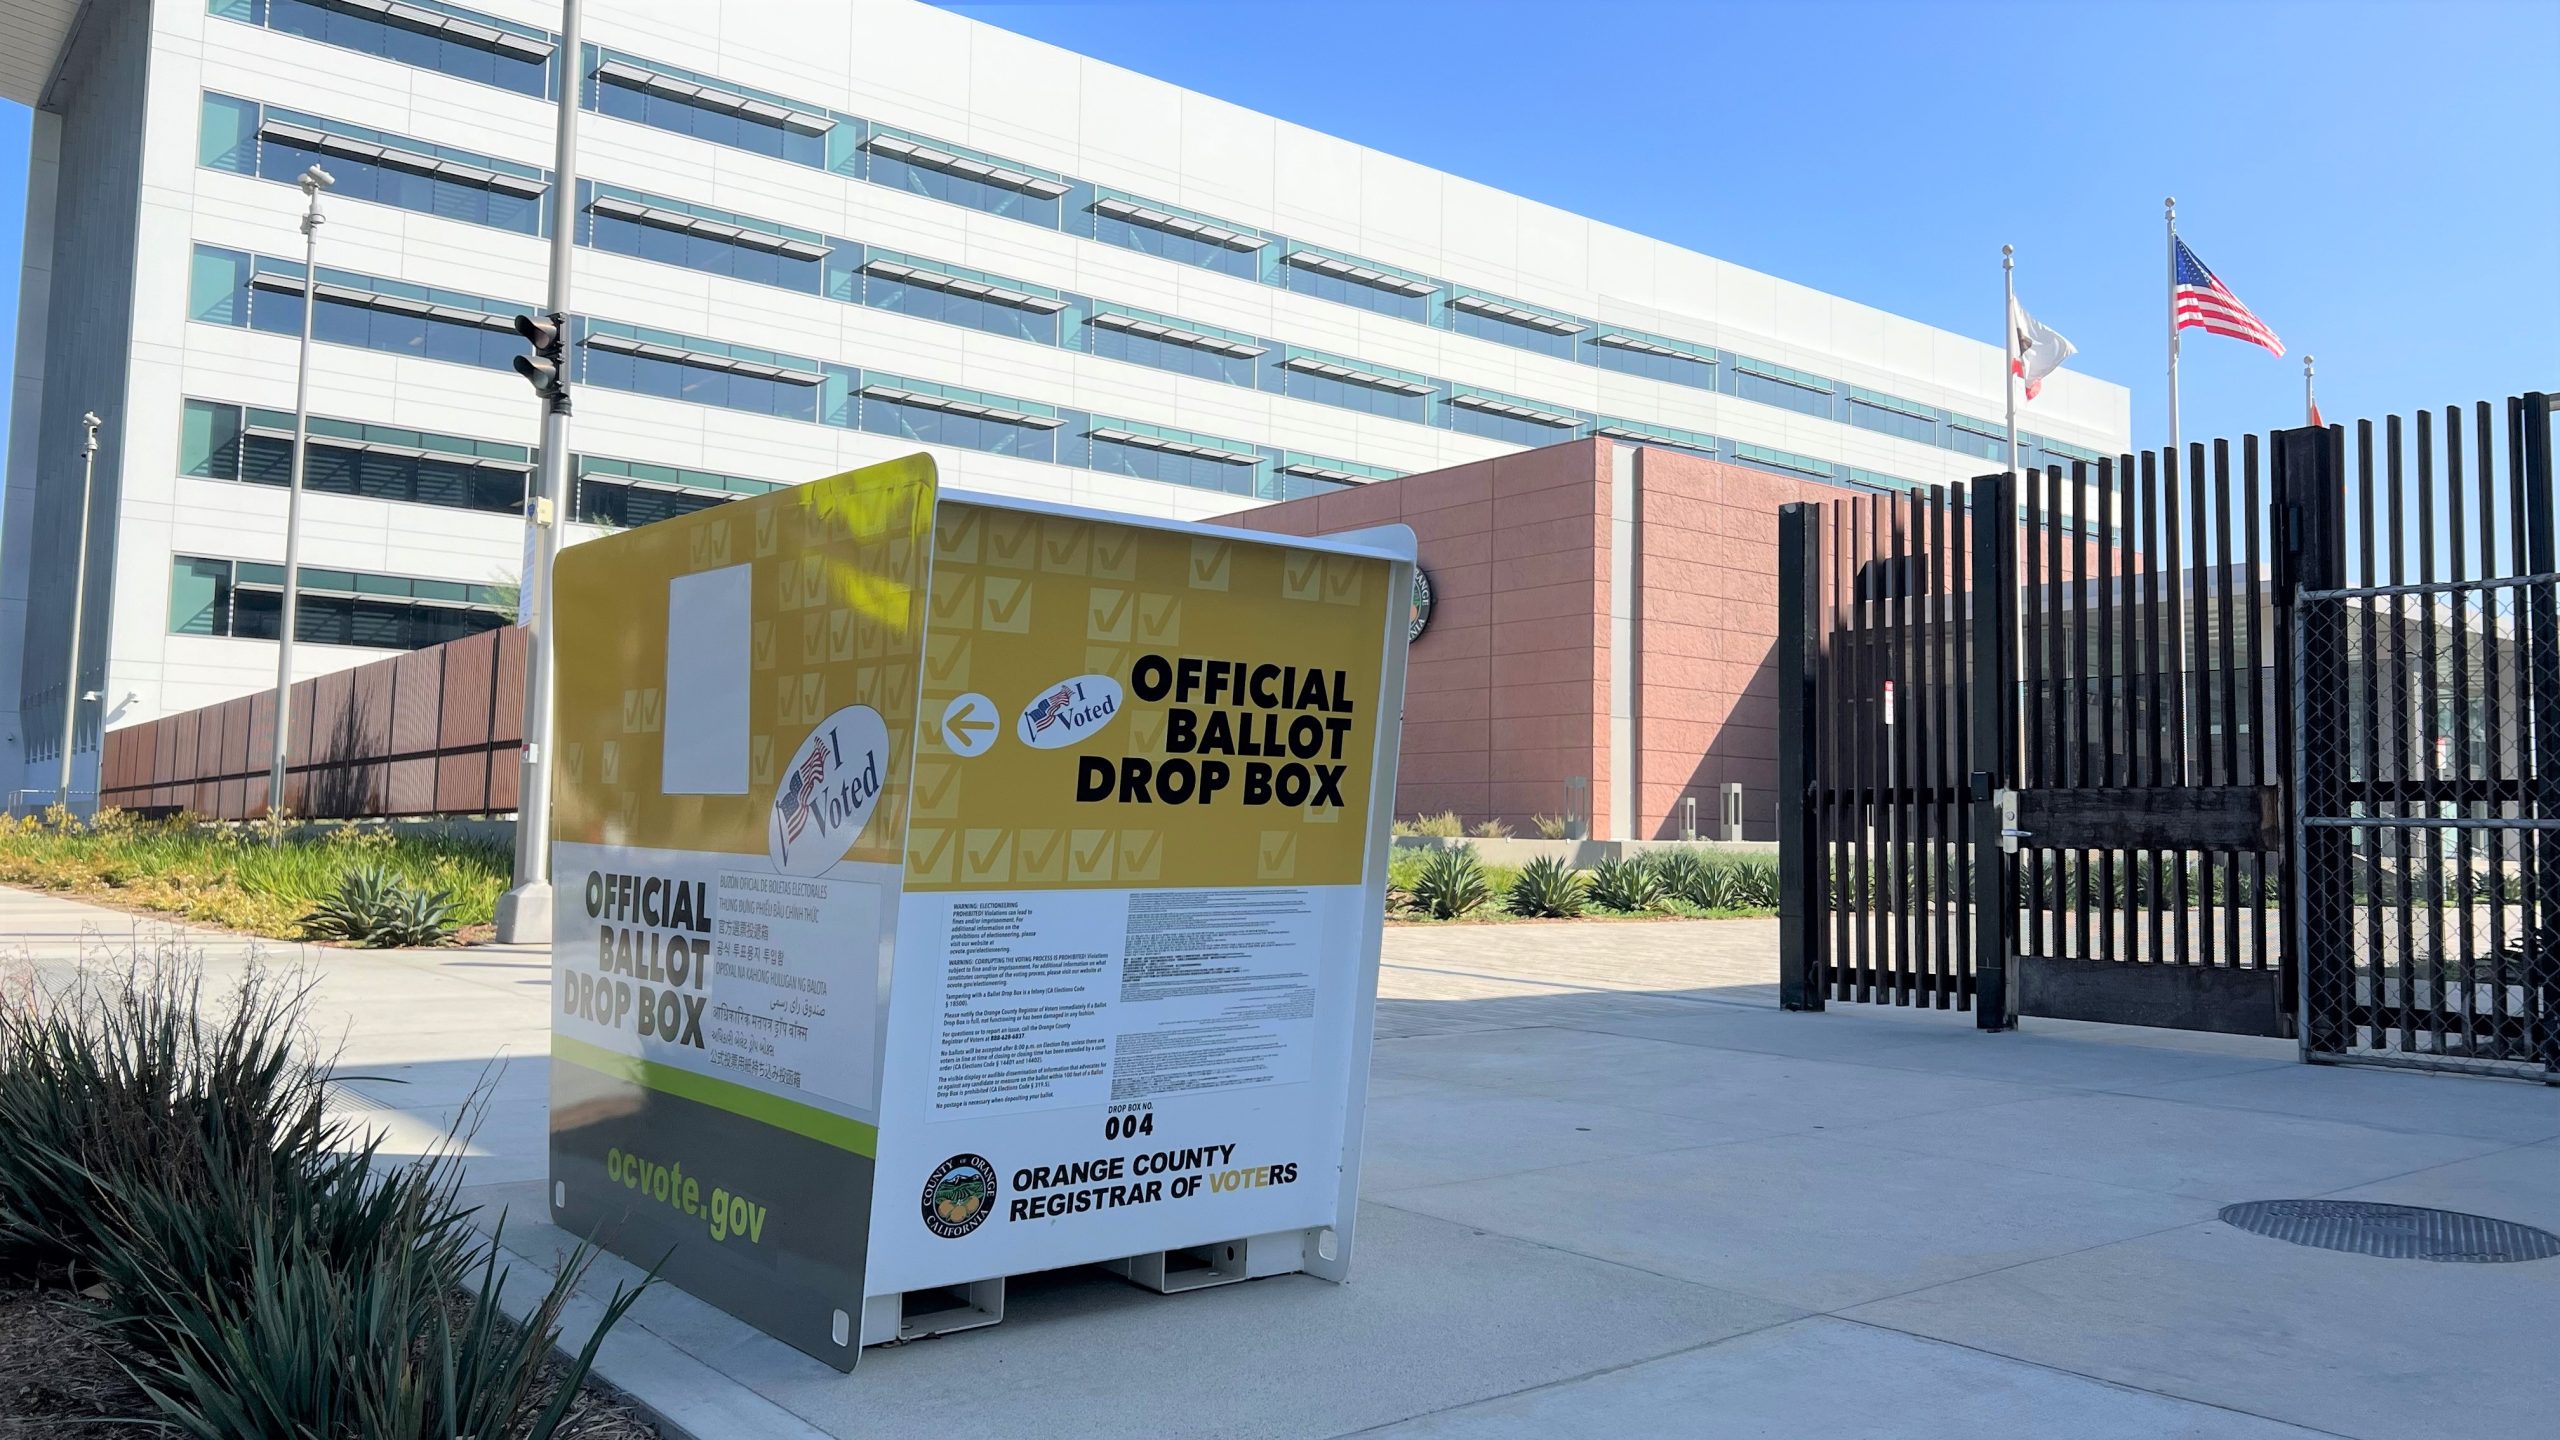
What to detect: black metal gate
<box><xmin>2291</xmin><ymin>396</ymin><xmax>2560</xmax><ymax>1079</ymax></box>
<box><xmin>1780</xmin><ymin>393</ymin><xmax>2559</xmax><ymax>1071</ymax></box>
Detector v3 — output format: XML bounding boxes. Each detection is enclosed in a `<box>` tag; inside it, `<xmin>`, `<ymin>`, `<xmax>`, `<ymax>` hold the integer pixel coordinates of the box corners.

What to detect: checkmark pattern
<box><xmin>905</xmin><ymin>501</ymin><xmax>1398</xmax><ymax>893</ymax></box>
<box><xmin>551</xmin><ymin>455</ymin><xmax>936</xmax><ymax>861</ymax></box>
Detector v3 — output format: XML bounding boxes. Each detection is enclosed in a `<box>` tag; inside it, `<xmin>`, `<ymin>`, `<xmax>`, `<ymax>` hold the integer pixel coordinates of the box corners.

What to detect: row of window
<box><xmin>170</xmin><ymin>555</ymin><xmax>513</xmax><ymax>650</ymax></box>
<box><xmin>184</xmin><ymin>247</ymin><xmax>1400</xmax><ymax>504</ymax></box>
<box><xmin>184</xmin><ymin>244</ymin><xmax>1963</xmax><ymax>502</ymax></box>
<box><xmin>179</xmin><ymin>396</ymin><xmax>785</xmax><ymax>529</ymax></box>
<box><xmin>206</xmin><ymin>8</ymin><xmax>2112</xmax><ymax>474</ymax></box>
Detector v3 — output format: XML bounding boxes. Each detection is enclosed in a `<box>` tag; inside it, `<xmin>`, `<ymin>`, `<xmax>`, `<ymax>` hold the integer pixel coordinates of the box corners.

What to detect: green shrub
<box><xmin>1411</xmin><ymin>845</ymin><xmax>1492</xmax><ymax>919</ymax></box>
<box><xmin>0</xmin><ymin>957</ymin><xmax>645</xmax><ymax>1438</ymax></box>
<box><xmin>1648</xmin><ymin>850</ymin><xmax>1710</xmax><ymax>906</ymax></box>
<box><xmin>1586</xmin><ymin>856</ymin><xmax>1664</xmax><ymax>913</ymax></box>
<box><xmin>302</xmin><ymin>865</ymin><xmax>458</xmax><ymax>947</ymax></box>
<box><xmin>1505</xmin><ymin>856</ymin><xmax>1584</xmax><ymax>918</ymax></box>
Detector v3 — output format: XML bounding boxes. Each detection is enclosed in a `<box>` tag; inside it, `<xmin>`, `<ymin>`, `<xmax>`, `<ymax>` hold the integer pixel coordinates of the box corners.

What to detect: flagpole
<box><xmin>2003</xmin><ymin>244</ymin><xmax>2020</xmax><ymax>479</ymax></box>
<box><xmin>2304</xmin><ymin>354</ymin><xmax>2317</xmax><ymax>425</ymax></box>
<box><xmin>2165</xmin><ymin>197</ymin><xmax>2181</xmax><ymax>461</ymax></box>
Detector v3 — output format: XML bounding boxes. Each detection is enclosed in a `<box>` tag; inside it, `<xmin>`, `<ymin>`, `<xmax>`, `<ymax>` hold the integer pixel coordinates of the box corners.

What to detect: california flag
<box><xmin>2009</xmin><ymin>294</ymin><xmax>2076</xmax><ymax>402</ymax></box>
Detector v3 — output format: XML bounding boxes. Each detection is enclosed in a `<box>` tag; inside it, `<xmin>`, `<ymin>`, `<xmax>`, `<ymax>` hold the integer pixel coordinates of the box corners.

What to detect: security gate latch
<box><xmin>1994</xmin><ymin>788</ymin><xmax>2029</xmax><ymax>854</ymax></box>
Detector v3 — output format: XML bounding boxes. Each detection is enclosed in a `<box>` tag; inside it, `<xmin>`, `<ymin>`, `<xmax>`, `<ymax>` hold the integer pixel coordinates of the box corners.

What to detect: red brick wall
<box><xmin>1219</xmin><ymin>443</ymin><xmax>1613</xmax><ymax>836</ymax></box>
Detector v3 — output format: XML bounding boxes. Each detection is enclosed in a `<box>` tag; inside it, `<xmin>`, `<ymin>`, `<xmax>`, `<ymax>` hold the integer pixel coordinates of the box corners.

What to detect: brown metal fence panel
<box><xmin>93</xmin><ymin>630</ymin><xmax>529</xmax><ymax>819</ymax></box>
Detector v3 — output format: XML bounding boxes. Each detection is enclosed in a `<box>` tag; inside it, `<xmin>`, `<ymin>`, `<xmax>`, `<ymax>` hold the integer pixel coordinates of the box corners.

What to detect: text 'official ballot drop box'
<box><xmin>547</xmin><ymin>453</ymin><xmax>1414</xmax><ymax>1370</ymax></box>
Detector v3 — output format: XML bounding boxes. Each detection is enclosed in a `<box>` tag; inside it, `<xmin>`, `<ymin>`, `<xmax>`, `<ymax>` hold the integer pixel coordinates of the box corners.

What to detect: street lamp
<box><xmin>55</xmin><ymin>410</ymin><xmax>102</xmax><ymax>810</ymax></box>
<box><xmin>265</xmin><ymin>163</ymin><xmax>334</xmax><ymax>830</ymax></box>
<box><xmin>495</xmin><ymin>0</ymin><xmax>584</xmax><ymax>941</ymax></box>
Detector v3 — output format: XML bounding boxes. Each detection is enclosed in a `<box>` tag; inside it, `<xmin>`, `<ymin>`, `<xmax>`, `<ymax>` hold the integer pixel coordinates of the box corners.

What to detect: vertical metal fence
<box><xmin>2293</xmin><ymin>395</ymin><xmax>2559</xmax><ymax>1079</ymax></box>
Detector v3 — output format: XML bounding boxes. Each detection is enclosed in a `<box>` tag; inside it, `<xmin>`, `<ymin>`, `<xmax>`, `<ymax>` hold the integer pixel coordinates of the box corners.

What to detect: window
<box><xmin>574</xmin><ymin>456</ymin><xmax>779</xmax><ymax>528</ymax></box>
<box><xmin>1084</xmin><ymin>194</ymin><xmax>1262</xmax><ymax>280</ymax></box>
<box><xmin>578</xmin><ymin>327</ymin><xmax>825</xmax><ymax>422</ymax></box>
<box><xmin>1949</xmin><ymin>420</ymin><xmax>2008</xmax><ymax>462</ymax></box>
<box><xmin>1266</xmin><ymin>456</ymin><xmax>1398</xmax><ymax>502</ymax></box>
<box><xmin>193</xmin><ymin>248</ymin><xmax>533</xmax><ymax>372</ymax></box>
<box><xmin>1845</xmin><ymin>388</ymin><xmax>1939</xmax><ymax>446</ymax></box>
<box><xmin>862</xmin><ymin>257</ymin><xmax>1064</xmax><ymax>345</ymax></box>
<box><xmin>583</xmin><ymin>190</ymin><xmax>825</xmax><ymax>291</ymax></box>
<box><xmin>1085</xmin><ymin>309</ymin><xmax>1264</xmax><ymax>387</ymax></box>
<box><xmin>205</xmin><ymin>96</ymin><xmax>546</xmax><ymax>234</ymax></box>
<box><xmin>1734</xmin><ymin>442</ymin><xmax>1834</xmax><ymax>478</ymax></box>
<box><xmin>1590</xmin><ymin>331</ymin><xmax>1715</xmax><ymax>388</ymax></box>
<box><xmin>182</xmin><ymin>398</ymin><xmax>529</xmax><ymax>515</ymax></box>
<box><xmin>1279</xmin><ymin>354</ymin><xmax>1431</xmax><ymax>423</ymax></box>
<box><xmin>172</xmin><ymin>555</ymin><xmax>511</xmax><ymax>650</ymax></box>
<box><xmin>245</xmin><ymin>270</ymin><xmax>525</xmax><ymax>370</ymax></box>
<box><xmin>592</xmin><ymin>58</ymin><xmax>828</xmax><ymax>166</ymax></box>
<box><xmin>1595</xmin><ymin>421</ymin><xmax>1716</xmax><ymax>458</ymax></box>
<box><xmin>1084</xmin><ymin>427</ymin><xmax>1259</xmax><ymax>496</ymax></box>
<box><xmin>1734</xmin><ymin>361</ymin><xmax>1836</xmax><ymax>419</ymax></box>
<box><xmin>857</xmin><ymin>382</ymin><xmax>1061</xmax><ymax>460</ymax></box>
<box><xmin>1446</xmin><ymin>294</ymin><xmax>1583</xmax><ymax>361</ymax></box>
<box><xmin>1444</xmin><ymin>391</ymin><xmax>1584</xmax><ymax>447</ymax></box>
<box><xmin>1281</xmin><ymin>249</ymin><xmax>1433</xmax><ymax>321</ymax></box>
<box><xmin>861</xmin><ymin>132</ymin><xmax>1065</xmax><ymax>227</ymax></box>
<box><xmin>251</xmin><ymin>0</ymin><xmax>553</xmax><ymax>98</ymax></box>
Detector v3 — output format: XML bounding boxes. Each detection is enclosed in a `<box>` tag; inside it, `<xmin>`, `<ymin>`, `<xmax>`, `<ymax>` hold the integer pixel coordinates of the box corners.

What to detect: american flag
<box><xmin>2173</xmin><ymin>239</ymin><xmax>2284</xmax><ymax>358</ymax></box>
<box><xmin>1025</xmin><ymin>685</ymin><xmax>1074</xmax><ymax>734</ymax></box>
<box><xmin>777</xmin><ymin>744</ymin><xmax>826</xmax><ymax>844</ymax></box>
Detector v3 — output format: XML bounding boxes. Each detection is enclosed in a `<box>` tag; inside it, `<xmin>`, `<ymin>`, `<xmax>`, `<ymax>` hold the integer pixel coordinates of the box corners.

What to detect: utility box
<box><xmin>545</xmin><ymin>454</ymin><xmax>1415</xmax><ymax>1371</ymax></box>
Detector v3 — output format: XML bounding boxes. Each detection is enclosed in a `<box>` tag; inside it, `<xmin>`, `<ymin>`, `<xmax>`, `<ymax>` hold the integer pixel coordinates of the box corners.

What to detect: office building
<box><xmin>0</xmin><ymin>0</ymin><xmax>2128</xmax><ymax>801</ymax></box>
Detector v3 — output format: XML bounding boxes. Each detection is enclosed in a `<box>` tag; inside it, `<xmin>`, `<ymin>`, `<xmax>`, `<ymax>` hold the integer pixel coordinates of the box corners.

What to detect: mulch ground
<box><xmin>0</xmin><ymin>1278</ymin><xmax>661</xmax><ymax>1438</ymax></box>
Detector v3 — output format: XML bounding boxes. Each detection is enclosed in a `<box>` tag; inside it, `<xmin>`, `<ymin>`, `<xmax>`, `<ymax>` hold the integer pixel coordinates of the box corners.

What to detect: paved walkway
<box><xmin>4</xmin><ymin>888</ymin><xmax>2555</xmax><ymax>1439</ymax></box>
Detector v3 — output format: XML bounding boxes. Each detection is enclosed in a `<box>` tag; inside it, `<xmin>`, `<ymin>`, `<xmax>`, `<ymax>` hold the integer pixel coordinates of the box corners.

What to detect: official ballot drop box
<box><xmin>546</xmin><ymin>453</ymin><xmax>1414</xmax><ymax>1370</ymax></box>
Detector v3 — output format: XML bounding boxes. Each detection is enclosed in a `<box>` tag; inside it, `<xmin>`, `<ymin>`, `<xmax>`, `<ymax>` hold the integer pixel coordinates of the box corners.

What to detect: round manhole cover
<box><xmin>2218</xmin><ymin>1199</ymin><xmax>2560</xmax><ymax>1263</ymax></box>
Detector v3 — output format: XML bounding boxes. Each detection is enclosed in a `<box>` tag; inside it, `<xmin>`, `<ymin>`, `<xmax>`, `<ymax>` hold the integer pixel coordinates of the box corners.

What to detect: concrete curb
<box><xmin>467</xmin><ymin>1208</ymin><xmax>833</xmax><ymax>1440</ymax></box>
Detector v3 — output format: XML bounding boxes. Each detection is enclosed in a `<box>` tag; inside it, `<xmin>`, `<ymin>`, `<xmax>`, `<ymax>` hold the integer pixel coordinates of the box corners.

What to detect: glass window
<box><xmin>1266</xmin><ymin>470</ymin><xmax>1353</xmax><ymax>502</ymax></box>
<box><xmin>865</xmin><ymin>275</ymin><xmax>1058</xmax><ymax>345</ymax></box>
<box><xmin>189</xmin><ymin>246</ymin><xmax>253</xmax><ymax>325</ymax></box>
<box><xmin>169</xmin><ymin>558</ymin><xmax>232</xmax><ymax>635</ymax></box>
<box><xmin>1449</xmin><ymin>307</ymin><xmax>1576</xmax><ymax>361</ymax></box>
<box><xmin>199</xmin><ymin>92</ymin><xmax>261</xmax><ymax>173</ymax></box>
<box><xmin>858</xmin><ymin>396</ymin><xmax>1056</xmax><ymax>461</ymax></box>
<box><xmin>866</xmin><ymin>151</ymin><xmax>1060</xmax><ymax>227</ymax></box>
<box><xmin>1949</xmin><ymin>427</ymin><xmax>2007</xmax><ymax>462</ymax></box>
<box><xmin>594</xmin><ymin>67</ymin><xmax>822</xmax><ymax>165</ymax></box>
<box><xmin>585</xmin><ymin>207</ymin><xmax>820</xmax><ymax>292</ymax></box>
<box><xmin>1846</xmin><ymin>398</ymin><xmax>1937</xmax><ymax>446</ymax></box>
<box><xmin>256</xmin><ymin>129</ymin><xmax>543</xmax><ymax>235</ymax></box>
<box><xmin>1088</xmin><ymin>210</ymin><xmax>1258</xmax><ymax>279</ymax></box>
<box><xmin>1280</xmin><ymin>366</ymin><xmax>1427</xmax><ymax>423</ymax></box>
<box><xmin>575</xmin><ymin>479</ymin><xmax>734</xmax><ymax>528</ymax></box>
<box><xmin>180</xmin><ymin>399</ymin><xmax>245</xmax><ymax>479</ymax></box>
<box><xmin>580</xmin><ymin>343</ymin><xmax>821</xmax><ymax>423</ymax></box>
<box><xmin>262</xmin><ymin>0</ymin><xmax>551</xmax><ymax>98</ymax></box>
<box><xmin>1593</xmin><ymin>340</ymin><xmax>1715</xmax><ymax>389</ymax></box>
<box><xmin>1086</xmin><ymin>438</ymin><xmax>1255</xmax><ymax>495</ymax></box>
<box><xmin>1446</xmin><ymin>404</ymin><xmax>1579</xmax><ymax>448</ymax></box>
<box><xmin>1283</xmin><ymin>262</ymin><xmax>1427</xmax><ymax>322</ymax></box>
<box><xmin>1734</xmin><ymin>367</ymin><xmax>1835</xmax><ymax>419</ymax></box>
<box><xmin>1088</xmin><ymin>324</ymin><xmax>1257</xmax><ymax>387</ymax></box>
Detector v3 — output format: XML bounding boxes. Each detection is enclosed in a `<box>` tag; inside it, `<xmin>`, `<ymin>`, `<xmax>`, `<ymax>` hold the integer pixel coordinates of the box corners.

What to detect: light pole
<box><xmin>265</xmin><ymin>164</ymin><xmax>334</xmax><ymax>828</ymax></box>
<box><xmin>495</xmin><ymin>0</ymin><xmax>583</xmax><ymax>941</ymax></box>
<box><xmin>55</xmin><ymin>410</ymin><xmax>102</xmax><ymax>810</ymax></box>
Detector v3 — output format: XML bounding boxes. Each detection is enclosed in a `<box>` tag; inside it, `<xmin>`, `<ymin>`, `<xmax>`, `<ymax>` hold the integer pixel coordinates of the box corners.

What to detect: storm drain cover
<box><xmin>2218</xmin><ymin>1199</ymin><xmax>2560</xmax><ymax>1263</ymax></box>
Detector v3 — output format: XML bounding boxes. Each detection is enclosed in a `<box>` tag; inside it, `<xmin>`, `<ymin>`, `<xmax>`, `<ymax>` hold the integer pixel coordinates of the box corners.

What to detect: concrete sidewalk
<box><xmin>4</xmin><ymin>887</ymin><xmax>2555</xmax><ymax>1439</ymax></box>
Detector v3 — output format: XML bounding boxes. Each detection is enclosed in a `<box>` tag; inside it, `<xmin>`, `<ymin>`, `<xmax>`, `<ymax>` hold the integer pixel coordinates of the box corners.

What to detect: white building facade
<box><xmin>0</xmin><ymin>0</ymin><xmax>2128</xmax><ymax>802</ymax></box>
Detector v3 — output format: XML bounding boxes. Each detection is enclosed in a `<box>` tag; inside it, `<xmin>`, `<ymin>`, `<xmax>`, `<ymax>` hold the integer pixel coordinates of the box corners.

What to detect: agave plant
<box><xmin>1505</xmin><ymin>855</ymin><xmax>1584</xmax><ymax>918</ymax></box>
<box><xmin>302</xmin><ymin>865</ymin><xmax>458</xmax><ymax>948</ymax></box>
<box><xmin>1585</xmin><ymin>856</ymin><xmax>1663</xmax><ymax>913</ymax></box>
<box><xmin>1410</xmin><ymin>845</ymin><xmax>1491</xmax><ymax>919</ymax></box>
<box><xmin>1648</xmin><ymin>850</ymin><xmax>1711</xmax><ymax>907</ymax></box>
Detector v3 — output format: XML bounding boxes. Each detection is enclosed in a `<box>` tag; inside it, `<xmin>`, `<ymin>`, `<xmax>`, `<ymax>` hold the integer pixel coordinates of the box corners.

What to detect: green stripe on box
<box><xmin>551</xmin><ymin>1035</ymin><xmax>878</xmax><ymax>1157</ymax></box>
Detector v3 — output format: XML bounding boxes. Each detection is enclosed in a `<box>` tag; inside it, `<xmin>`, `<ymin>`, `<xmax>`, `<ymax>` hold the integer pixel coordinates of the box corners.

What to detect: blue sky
<box><xmin>2</xmin><ymin>0</ymin><xmax>2554</xmax><ymax>461</ymax></box>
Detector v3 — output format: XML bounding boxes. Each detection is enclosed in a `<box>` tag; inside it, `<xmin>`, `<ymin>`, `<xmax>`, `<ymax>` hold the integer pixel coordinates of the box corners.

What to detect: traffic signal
<box><xmin>513</xmin><ymin>310</ymin><xmax>570</xmax><ymax>411</ymax></box>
